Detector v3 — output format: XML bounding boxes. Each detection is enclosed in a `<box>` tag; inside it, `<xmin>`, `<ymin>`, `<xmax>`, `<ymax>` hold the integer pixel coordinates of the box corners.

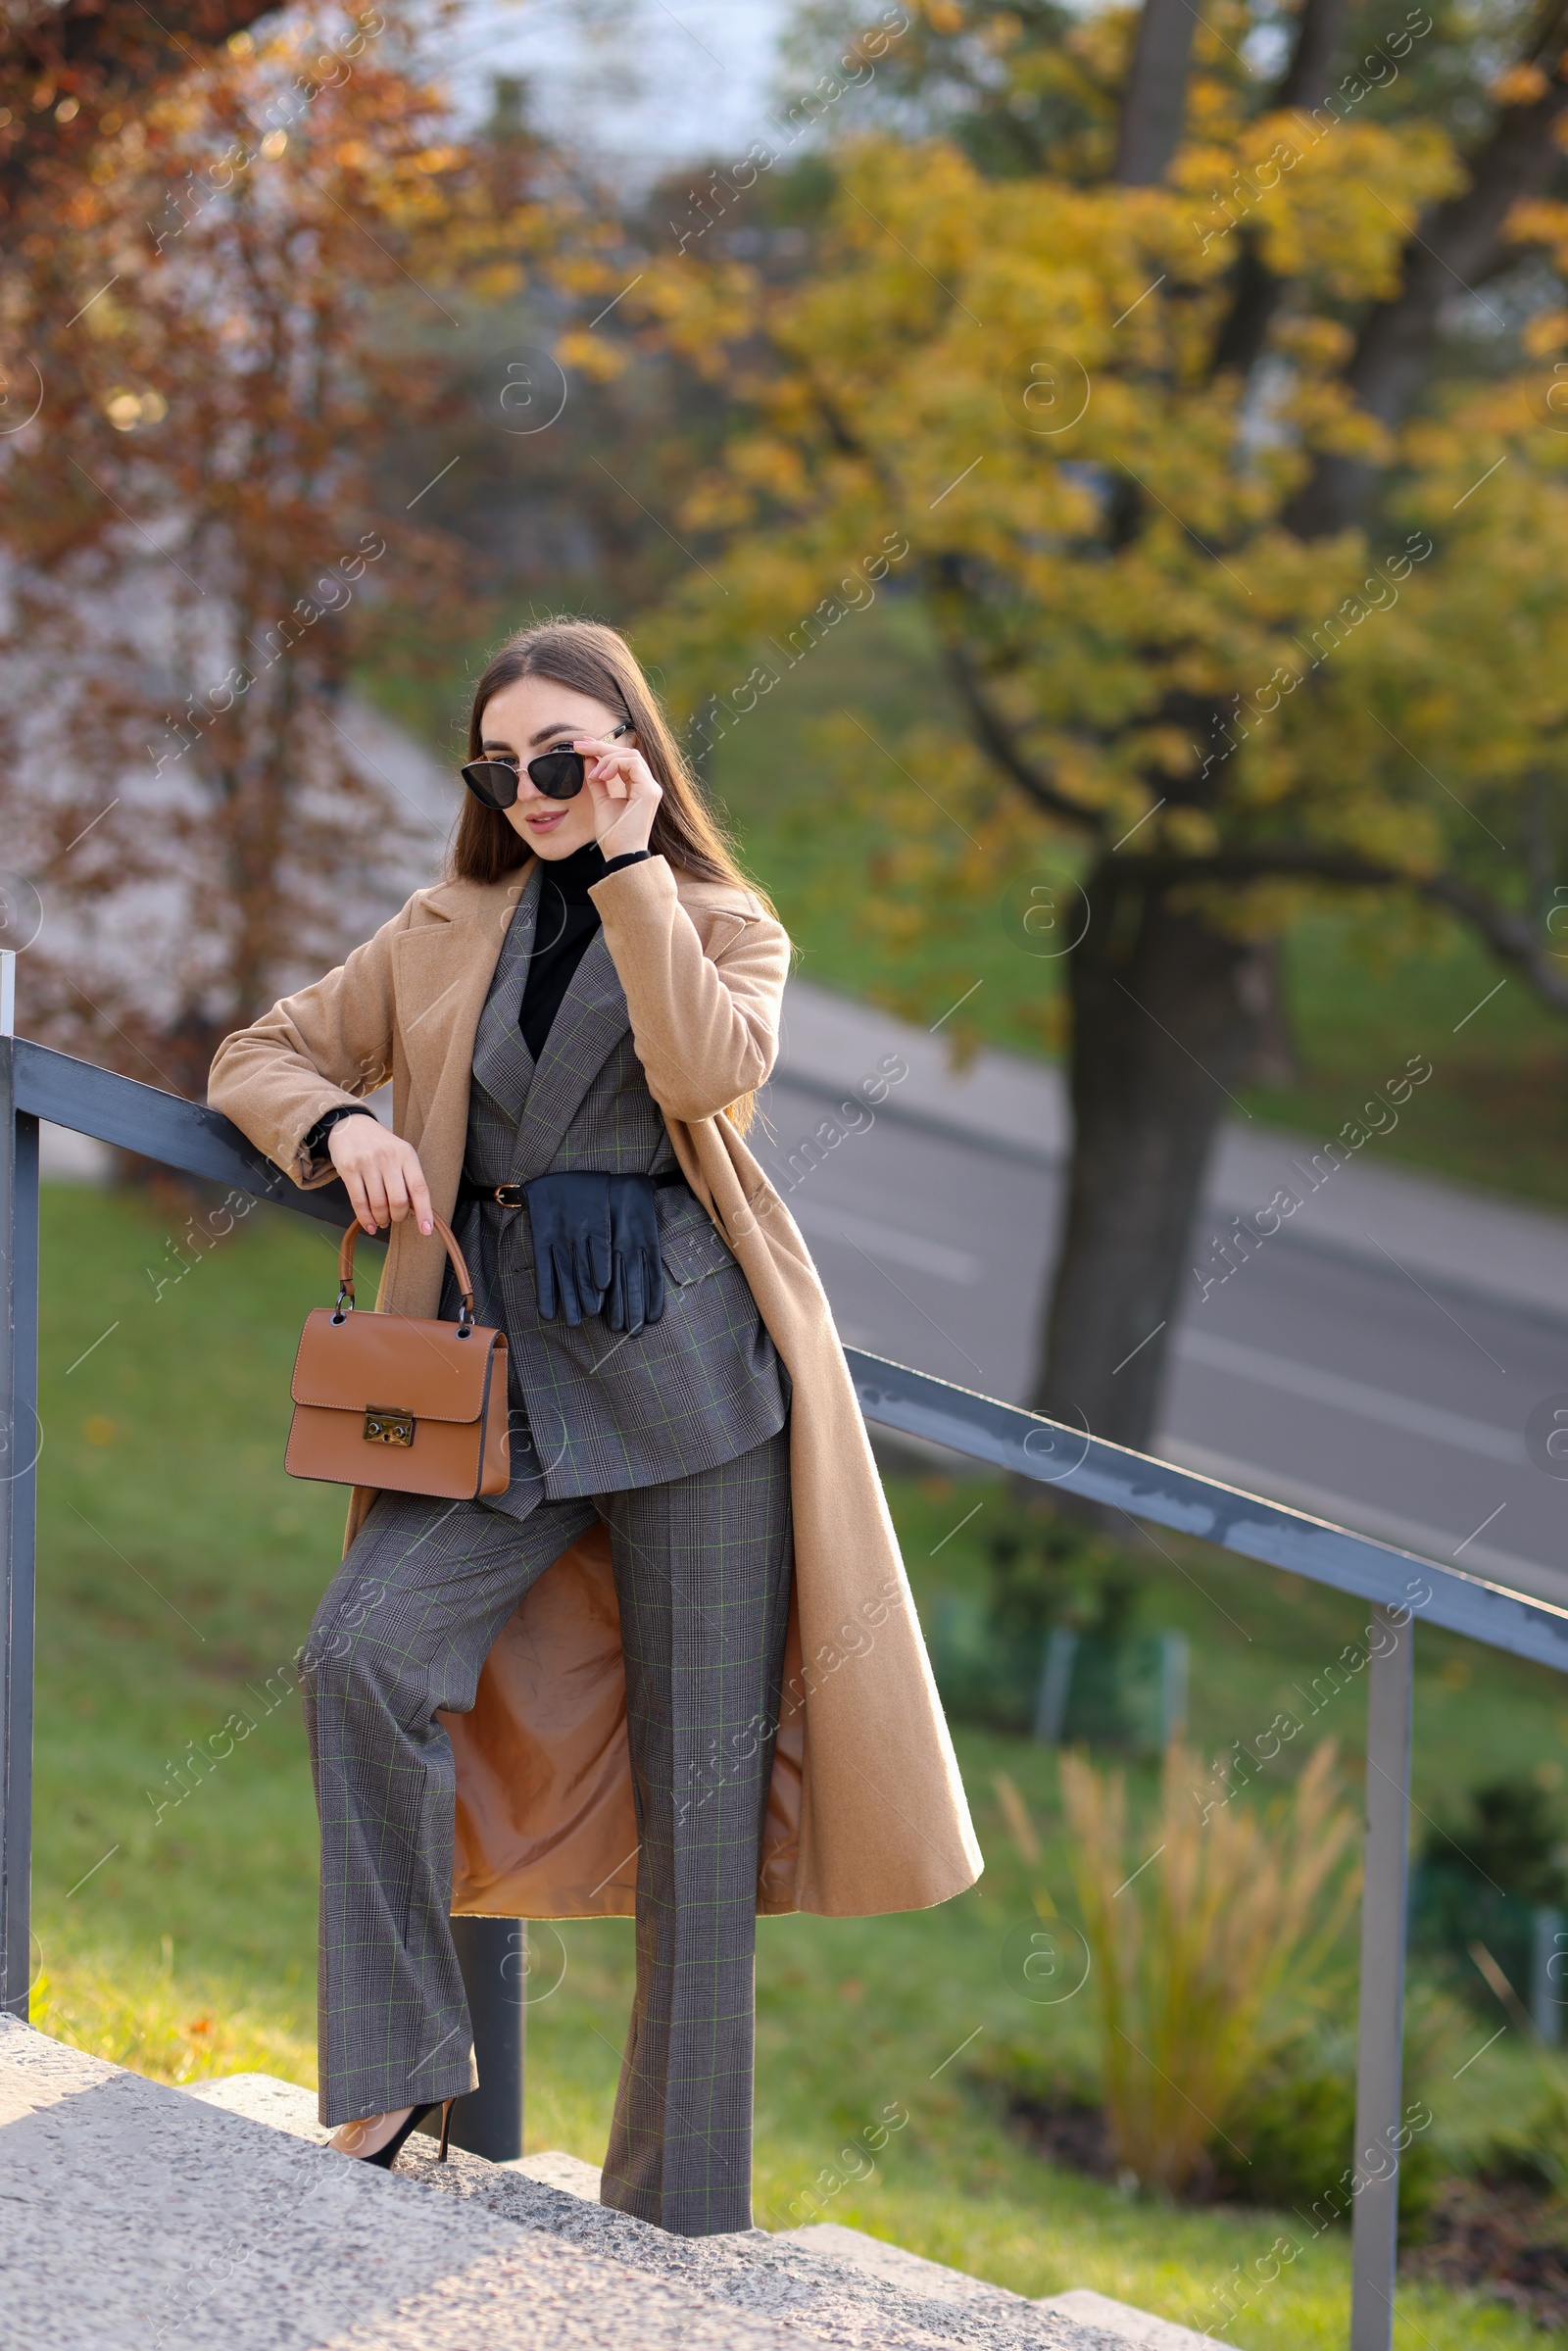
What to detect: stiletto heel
<box><xmin>355</xmin><ymin>2098</ymin><xmax>458</xmax><ymax>2171</ymax></box>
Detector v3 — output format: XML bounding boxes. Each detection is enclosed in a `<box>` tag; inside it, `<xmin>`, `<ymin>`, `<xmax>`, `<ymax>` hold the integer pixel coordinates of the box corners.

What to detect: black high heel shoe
<box><xmin>350</xmin><ymin>2098</ymin><xmax>456</xmax><ymax>2170</ymax></box>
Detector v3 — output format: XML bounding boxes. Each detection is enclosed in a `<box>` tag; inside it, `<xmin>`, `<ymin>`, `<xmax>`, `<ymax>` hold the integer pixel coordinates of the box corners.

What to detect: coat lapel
<box><xmin>470</xmin><ymin>866</ymin><xmax>540</xmax><ymax>1114</ymax></box>
<box><xmin>390</xmin><ymin>879</ymin><xmax>522</xmax><ymax>1128</ymax></box>
<box><xmin>509</xmin><ymin>926</ymin><xmax>630</xmax><ymax>1179</ymax></box>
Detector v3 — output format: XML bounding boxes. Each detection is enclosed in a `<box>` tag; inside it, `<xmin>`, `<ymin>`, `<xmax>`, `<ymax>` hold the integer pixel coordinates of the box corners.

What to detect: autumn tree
<box><xmin>0</xmin><ymin>5</ymin><xmax>570</xmax><ymax>1093</ymax></box>
<box><xmin>625</xmin><ymin>0</ymin><xmax>1568</xmax><ymax>1447</ymax></box>
<box><xmin>0</xmin><ymin>0</ymin><xmax>279</xmax><ymax>239</ymax></box>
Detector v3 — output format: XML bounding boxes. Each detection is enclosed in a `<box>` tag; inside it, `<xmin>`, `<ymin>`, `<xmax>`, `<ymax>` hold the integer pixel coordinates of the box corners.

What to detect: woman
<box><xmin>209</xmin><ymin>618</ymin><xmax>979</xmax><ymax>2235</ymax></box>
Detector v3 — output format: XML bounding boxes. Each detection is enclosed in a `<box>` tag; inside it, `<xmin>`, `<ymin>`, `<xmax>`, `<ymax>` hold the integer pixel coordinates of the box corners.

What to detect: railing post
<box><xmin>1349</xmin><ymin>1602</ymin><xmax>1415</xmax><ymax>2351</ymax></box>
<box><xmin>416</xmin><ymin>1916</ymin><xmax>526</xmax><ymax>2160</ymax></box>
<box><xmin>0</xmin><ymin>958</ymin><xmax>41</xmax><ymax>2021</ymax></box>
<box><xmin>1533</xmin><ymin>1907</ymin><xmax>1565</xmax><ymax>2045</ymax></box>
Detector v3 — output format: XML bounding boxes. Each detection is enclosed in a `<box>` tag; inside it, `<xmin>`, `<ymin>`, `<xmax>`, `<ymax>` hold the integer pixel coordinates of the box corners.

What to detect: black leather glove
<box><xmin>605</xmin><ymin>1173</ymin><xmax>666</xmax><ymax>1335</ymax></box>
<box><xmin>524</xmin><ymin>1172</ymin><xmax>612</xmax><ymax>1327</ymax></box>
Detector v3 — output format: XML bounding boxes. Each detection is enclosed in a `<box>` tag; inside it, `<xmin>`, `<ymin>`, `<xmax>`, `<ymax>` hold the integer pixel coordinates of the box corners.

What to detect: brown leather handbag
<box><xmin>285</xmin><ymin>1217</ymin><xmax>511</xmax><ymax>1499</ymax></box>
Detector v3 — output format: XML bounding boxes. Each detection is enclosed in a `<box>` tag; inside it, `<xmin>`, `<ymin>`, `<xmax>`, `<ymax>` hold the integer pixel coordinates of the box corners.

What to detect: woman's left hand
<box><xmin>576</xmin><ymin>734</ymin><xmax>662</xmax><ymax>858</ymax></box>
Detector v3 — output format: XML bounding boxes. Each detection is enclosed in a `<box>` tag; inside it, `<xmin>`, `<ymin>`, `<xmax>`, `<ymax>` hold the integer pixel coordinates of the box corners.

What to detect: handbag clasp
<box><xmin>363</xmin><ymin>1407</ymin><xmax>416</xmax><ymax>1447</ymax></box>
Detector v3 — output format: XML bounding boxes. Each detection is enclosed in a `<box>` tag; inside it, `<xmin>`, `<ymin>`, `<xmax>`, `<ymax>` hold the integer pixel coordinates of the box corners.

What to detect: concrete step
<box><xmin>1033</xmin><ymin>2293</ymin><xmax>1218</xmax><ymax>2349</ymax></box>
<box><xmin>185</xmin><ymin>2063</ymin><xmax>1202</xmax><ymax>2350</ymax></box>
<box><xmin>773</xmin><ymin>2229</ymin><xmax>1213</xmax><ymax>2346</ymax></box>
<box><xmin>0</xmin><ymin>2017</ymin><xmax>808</xmax><ymax>2351</ymax></box>
<box><xmin>2</xmin><ymin>2020</ymin><xmax>1152</xmax><ymax>2351</ymax></box>
<box><xmin>778</xmin><ymin>2219</ymin><xmax>1023</xmax><ymax>2311</ymax></box>
<box><xmin>1</xmin><ymin>2014</ymin><xmax>1210</xmax><ymax>2350</ymax></box>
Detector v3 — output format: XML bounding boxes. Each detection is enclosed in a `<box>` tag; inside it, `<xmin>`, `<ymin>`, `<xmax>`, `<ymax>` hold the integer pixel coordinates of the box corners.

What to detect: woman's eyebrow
<box><xmin>478</xmin><ymin>720</ymin><xmax>581</xmax><ymax>754</ymax></box>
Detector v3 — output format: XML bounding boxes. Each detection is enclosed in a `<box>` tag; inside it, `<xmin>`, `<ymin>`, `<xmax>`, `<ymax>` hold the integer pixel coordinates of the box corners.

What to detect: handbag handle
<box><xmin>335</xmin><ymin>1213</ymin><xmax>477</xmax><ymax>1326</ymax></box>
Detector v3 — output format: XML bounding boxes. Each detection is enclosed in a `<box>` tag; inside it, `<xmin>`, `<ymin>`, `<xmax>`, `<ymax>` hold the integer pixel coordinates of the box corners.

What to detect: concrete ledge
<box><xmin>1</xmin><ymin>2028</ymin><xmax>1177</xmax><ymax>2351</ymax></box>
<box><xmin>510</xmin><ymin>2147</ymin><xmax>605</xmax><ymax>2198</ymax></box>
<box><xmin>0</xmin><ymin>2019</ymin><xmax>802</xmax><ymax>2351</ymax></box>
<box><xmin>784</xmin><ymin>2229</ymin><xmax>1220</xmax><ymax>2347</ymax></box>
<box><xmin>778</xmin><ymin>2221</ymin><xmax>1022</xmax><ymax>2308</ymax></box>
<box><xmin>181</xmin><ymin>2066</ymin><xmax>1147</xmax><ymax>2350</ymax></box>
<box><xmin>1035</xmin><ymin>2289</ymin><xmax>1217</xmax><ymax>2347</ymax></box>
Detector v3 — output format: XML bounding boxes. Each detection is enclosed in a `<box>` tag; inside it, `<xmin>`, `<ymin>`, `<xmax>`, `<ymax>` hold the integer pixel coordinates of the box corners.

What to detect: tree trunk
<box><xmin>1036</xmin><ymin>861</ymin><xmax>1264</xmax><ymax>1451</ymax></box>
<box><xmin>1272</xmin><ymin>0</ymin><xmax>1347</xmax><ymax>109</ymax></box>
<box><xmin>1110</xmin><ymin>0</ymin><xmax>1200</xmax><ymax>185</ymax></box>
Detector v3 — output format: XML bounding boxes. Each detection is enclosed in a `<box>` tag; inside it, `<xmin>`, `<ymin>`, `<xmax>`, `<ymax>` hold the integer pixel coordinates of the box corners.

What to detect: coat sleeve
<box><xmin>590</xmin><ymin>857</ymin><xmax>788</xmax><ymax>1122</ymax></box>
<box><xmin>207</xmin><ymin>901</ymin><xmax>414</xmax><ymax>1188</ymax></box>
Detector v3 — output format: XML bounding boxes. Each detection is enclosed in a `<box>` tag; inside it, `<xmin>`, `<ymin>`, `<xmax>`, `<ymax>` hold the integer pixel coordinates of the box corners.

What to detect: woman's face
<box><xmin>477</xmin><ymin>675</ymin><xmax>638</xmax><ymax>860</ymax></box>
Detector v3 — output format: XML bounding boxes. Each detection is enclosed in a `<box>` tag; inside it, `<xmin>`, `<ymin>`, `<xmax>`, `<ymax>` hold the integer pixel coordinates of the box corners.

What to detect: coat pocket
<box><xmin>658</xmin><ymin>1210</ymin><xmax>739</xmax><ymax>1289</ymax></box>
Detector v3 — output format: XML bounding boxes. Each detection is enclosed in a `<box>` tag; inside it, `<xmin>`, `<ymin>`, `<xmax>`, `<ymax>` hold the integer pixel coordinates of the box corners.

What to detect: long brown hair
<box><xmin>452</xmin><ymin>618</ymin><xmax>769</xmax><ymax>908</ymax></box>
<box><xmin>451</xmin><ymin>618</ymin><xmax>774</xmax><ymax>1131</ymax></box>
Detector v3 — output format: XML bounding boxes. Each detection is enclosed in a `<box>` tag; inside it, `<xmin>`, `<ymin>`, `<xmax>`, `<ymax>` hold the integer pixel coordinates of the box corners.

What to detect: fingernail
<box><xmin>421</xmin><ymin>1221</ymin><xmax>432</xmax><ymax>1236</ymax></box>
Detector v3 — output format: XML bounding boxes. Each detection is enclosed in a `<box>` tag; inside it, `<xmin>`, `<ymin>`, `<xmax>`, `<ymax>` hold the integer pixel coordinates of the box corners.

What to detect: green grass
<box><xmin>1256</xmin><ymin>915</ymin><xmax>1568</xmax><ymax>1209</ymax></box>
<box><xmin>26</xmin><ymin>1182</ymin><xmax>1566</xmax><ymax>2345</ymax></box>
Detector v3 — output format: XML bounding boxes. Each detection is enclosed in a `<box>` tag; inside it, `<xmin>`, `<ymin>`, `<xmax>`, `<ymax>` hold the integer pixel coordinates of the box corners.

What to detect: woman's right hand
<box><xmin>328</xmin><ymin>1115</ymin><xmax>434</xmax><ymax>1238</ymax></box>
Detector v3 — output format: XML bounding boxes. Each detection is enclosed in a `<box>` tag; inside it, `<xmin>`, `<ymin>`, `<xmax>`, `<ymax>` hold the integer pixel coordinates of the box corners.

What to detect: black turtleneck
<box><xmin>518</xmin><ymin>842</ymin><xmax>648</xmax><ymax>1061</ymax></box>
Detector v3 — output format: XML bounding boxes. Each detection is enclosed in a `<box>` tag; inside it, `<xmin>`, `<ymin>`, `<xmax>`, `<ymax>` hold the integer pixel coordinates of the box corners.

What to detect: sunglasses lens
<box><xmin>527</xmin><ymin>751</ymin><xmax>586</xmax><ymax>801</ymax></box>
<box><xmin>462</xmin><ymin>759</ymin><xmax>520</xmax><ymax>810</ymax></box>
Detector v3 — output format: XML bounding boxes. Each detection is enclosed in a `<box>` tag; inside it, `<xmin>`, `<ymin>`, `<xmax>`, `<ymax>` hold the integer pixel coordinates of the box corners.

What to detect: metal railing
<box><xmin>3</xmin><ymin>1003</ymin><xmax>1565</xmax><ymax>2351</ymax></box>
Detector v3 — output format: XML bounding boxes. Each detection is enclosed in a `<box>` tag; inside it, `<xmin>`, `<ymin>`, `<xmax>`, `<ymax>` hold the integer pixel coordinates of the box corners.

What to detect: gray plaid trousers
<box><xmin>301</xmin><ymin>1425</ymin><xmax>793</xmax><ymax>2236</ymax></box>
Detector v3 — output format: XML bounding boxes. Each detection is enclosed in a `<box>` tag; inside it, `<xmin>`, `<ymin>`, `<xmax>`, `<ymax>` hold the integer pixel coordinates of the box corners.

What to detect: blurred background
<box><xmin>9</xmin><ymin>0</ymin><xmax>1568</xmax><ymax>2339</ymax></box>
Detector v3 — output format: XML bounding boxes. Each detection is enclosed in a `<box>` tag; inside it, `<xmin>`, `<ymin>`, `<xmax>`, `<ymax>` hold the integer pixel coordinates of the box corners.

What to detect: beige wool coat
<box><xmin>208</xmin><ymin>855</ymin><xmax>983</xmax><ymax>1922</ymax></box>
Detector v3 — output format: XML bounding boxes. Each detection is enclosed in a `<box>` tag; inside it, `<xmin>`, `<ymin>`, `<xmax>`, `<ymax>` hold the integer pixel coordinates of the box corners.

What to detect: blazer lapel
<box><xmin>510</xmin><ymin>926</ymin><xmax>630</xmax><ymax>1179</ymax></box>
<box><xmin>469</xmin><ymin>865</ymin><xmax>540</xmax><ymax>1114</ymax></box>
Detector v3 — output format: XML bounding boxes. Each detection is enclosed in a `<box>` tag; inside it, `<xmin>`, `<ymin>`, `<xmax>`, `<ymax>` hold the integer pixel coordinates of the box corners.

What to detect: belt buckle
<box><xmin>493</xmin><ymin>1183</ymin><xmax>523</xmax><ymax>1208</ymax></box>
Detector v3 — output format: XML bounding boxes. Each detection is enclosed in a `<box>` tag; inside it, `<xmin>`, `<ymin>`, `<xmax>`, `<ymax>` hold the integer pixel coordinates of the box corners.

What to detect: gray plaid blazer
<box><xmin>440</xmin><ymin>865</ymin><xmax>789</xmax><ymax>1501</ymax></box>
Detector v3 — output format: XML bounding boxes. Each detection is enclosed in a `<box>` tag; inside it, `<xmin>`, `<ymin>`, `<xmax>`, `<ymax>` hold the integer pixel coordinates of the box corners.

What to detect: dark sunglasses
<box><xmin>461</xmin><ymin>719</ymin><xmax>634</xmax><ymax>810</ymax></box>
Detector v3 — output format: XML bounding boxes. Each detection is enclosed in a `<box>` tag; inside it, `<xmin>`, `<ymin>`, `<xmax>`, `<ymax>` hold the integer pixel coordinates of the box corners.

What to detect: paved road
<box><xmin>760</xmin><ymin>988</ymin><xmax>1568</xmax><ymax>1610</ymax></box>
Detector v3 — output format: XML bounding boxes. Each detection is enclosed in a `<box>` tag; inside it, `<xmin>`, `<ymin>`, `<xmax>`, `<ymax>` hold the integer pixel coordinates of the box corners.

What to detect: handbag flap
<box><xmin>291</xmin><ymin>1307</ymin><xmax>503</xmax><ymax>1425</ymax></box>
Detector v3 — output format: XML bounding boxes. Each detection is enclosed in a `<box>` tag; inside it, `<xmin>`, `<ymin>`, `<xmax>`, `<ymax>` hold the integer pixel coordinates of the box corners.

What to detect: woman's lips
<box><xmin>524</xmin><ymin>808</ymin><xmax>566</xmax><ymax>828</ymax></box>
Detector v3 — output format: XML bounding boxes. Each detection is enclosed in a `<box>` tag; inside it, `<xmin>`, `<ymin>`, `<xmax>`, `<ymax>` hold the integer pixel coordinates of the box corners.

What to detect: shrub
<box><xmin>1213</xmin><ymin>2056</ymin><xmax>1443</xmax><ymax>2237</ymax></box>
<box><xmin>1058</xmin><ymin>1739</ymin><xmax>1359</xmax><ymax>2197</ymax></box>
<box><xmin>984</xmin><ymin>1504</ymin><xmax>1141</xmax><ymax>1654</ymax></box>
<box><xmin>1410</xmin><ymin>1774</ymin><xmax>1567</xmax><ymax>2013</ymax></box>
<box><xmin>1482</xmin><ymin>2080</ymin><xmax>1568</xmax><ymax>2193</ymax></box>
<box><xmin>927</xmin><ymin>1503</ymin><xmax>1156</xmax><ymax>1738</ymax></box>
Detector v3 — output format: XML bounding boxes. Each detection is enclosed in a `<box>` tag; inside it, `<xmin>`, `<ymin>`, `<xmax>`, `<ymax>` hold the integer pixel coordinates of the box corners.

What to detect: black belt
<box><xmin>457</xmin><ymin>1169</ymin><xmax>687</xmax><ymax>1210</ymax></box>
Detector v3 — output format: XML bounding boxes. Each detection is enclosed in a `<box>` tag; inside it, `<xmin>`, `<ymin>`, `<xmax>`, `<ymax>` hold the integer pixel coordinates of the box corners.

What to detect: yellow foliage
<box><xmin>1176</xmin><ymin>114</ymin><xmax>1460</xmax><ymax>300</ymax></box>
<box><xmin>1161</xmin><ymin>806</ymin><xmax>1220</xmax><ymax>857</ymax></box>
<box><xmin>982</xmin><ymin>13</ymin><xmax>1024</xmax><ymax>53</ymax></box>
<box><xmin>1491</xmin><ymin>62</ymin><xmax>1549</xmax><ymax>106</ymax></box>
<box><xmin>637</xmin><ymin>97</ymin><xmax>1568</xmax><ymax>986</ymax></box>
<box><xmin>553</xmin><ymin>329</ymin><xmax>624</xmax><ymax>381</ymax></box>
<box><xmin>1523</xmin><ymin>307</ymin><xmax>1568</xmax><ymax>357</ymax></box>
<box><xmin>1510</xmin><ymin>196</ymin><xmax>1568</xmax><ymax>272</ymax></box>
